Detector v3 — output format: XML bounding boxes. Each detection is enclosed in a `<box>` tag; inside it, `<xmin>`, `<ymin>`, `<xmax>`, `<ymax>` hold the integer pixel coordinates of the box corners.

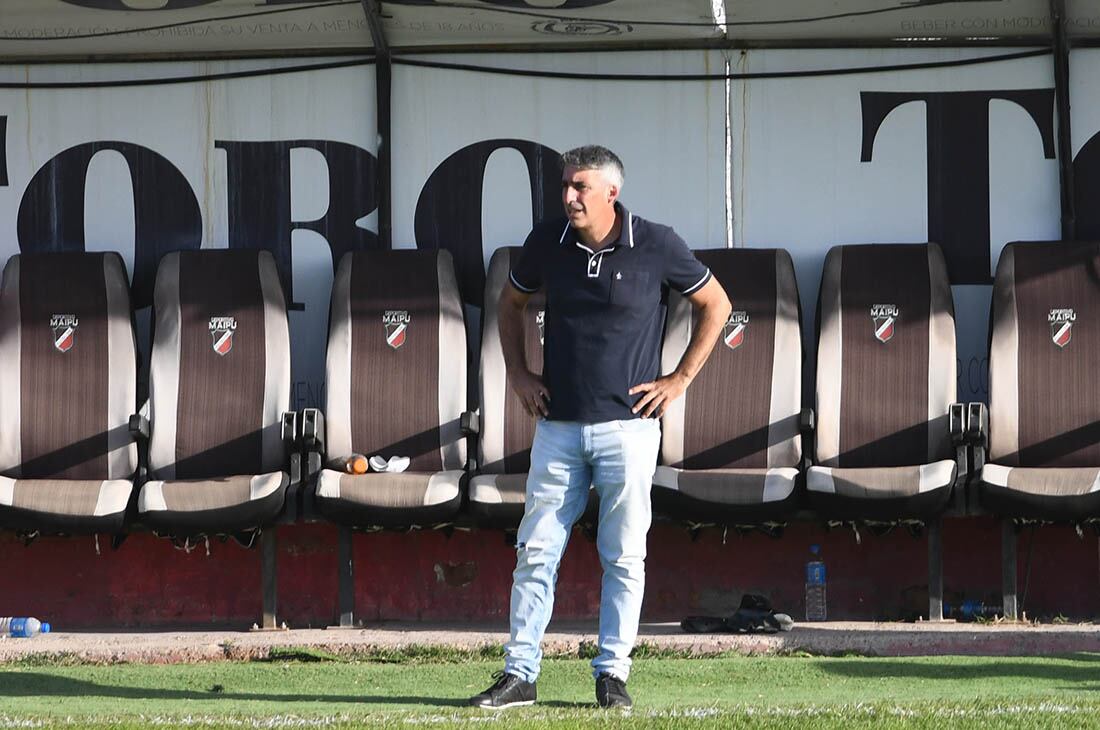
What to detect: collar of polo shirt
<box><xmin>559</xmin><ymin>202</ymin><xmax>635</xmax><ymax>279</ymax></box>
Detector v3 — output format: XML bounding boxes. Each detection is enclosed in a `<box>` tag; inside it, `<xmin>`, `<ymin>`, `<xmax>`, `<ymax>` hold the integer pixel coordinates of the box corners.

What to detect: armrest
<box><xmin>949</xmin><ymin>403</ymin><xmax>967</xmax><ymax>445</ymax></box>
<box><xmin>281</xmin><ymin>411</ymin><xmax>300</xmax><ymax>448</ymax></box>
<box><xmin>966</xmin><ymin>402</ymin><xmax>989</xmax><ymax>475</ymax></box>
<box><xmin>461</xmin><ymin>410</ymin><xmax>480</xmax><ymax>437</ymax></box>
<box><xmin>128</xmin><ymin>414</ymin><xmax>150</xmax><ymax>442</ymax></box>
<box><xmin>799</xmin><ymin>407</ymin><xmax>815</xmax><ymax>435</ymax></box>
<box><xmin>302</xmin><ymin>408</ymin><xmax>325</xmax><ymax>453</ymax></box>
<box><xmin>301</xmin><ymin>408</ymin><xmax>325</xmax><ymax>522</ymax></box>
<box><xmin>948</xmin><ymin>403</ymin><xmax>969</xmax><ymax>497</ymax></box>
<box><xmin>967</xmin><ymin>402</ymin><xmax>989</xmax><ymax>447</ymax></box>
<box><xmin>799</xmin><ymin>407</ymin><xmax>815</xmax><ymax>472</ymax></box>
<box><xmin>279</xmin><ymin>411</ymin><xmax>301</xmax><ymax>524</ymax></box>
<box><xmin>128</xmin><ymin>402</ymin><xmax>150</xmax><ymax>486</ymax></box>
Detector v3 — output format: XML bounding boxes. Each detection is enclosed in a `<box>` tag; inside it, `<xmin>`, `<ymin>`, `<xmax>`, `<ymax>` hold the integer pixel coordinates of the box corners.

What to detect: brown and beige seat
<box><xmin>305</xmin><ymin>249</ymin><xmax>467</xmax><ymax>627</ymax></box>
<box><xmin>979</xmin><ymin>241</ymin><xmax>1100</xmax><ymax>522</ymax></box>
<box><xmin>470</xmin><ymin>246</ymin><xmax>597</xmax><ymax>528</ymax></box>
<box><xmin>309</xmin><ymin>249</ymin><xmax>466</xmax><ymax>529</ymax></box>
<box><xmin>653</xmin><ymin>248</ymin><xmax>804</xmax><ymax>526</ymax></box>
<box><xmin>807</xmin><ymin>243</ymin><xmax>966</xmax><ymax>523</ymax></box>
<box><xmin>970</xmin><ymin>240</ymin><xmax>1100</xmax><ymax>620</ymax></box>
<box><xmin>0</xmin><ymin>252</ymin><xmax>137</xmax><ymax>536</ymax></box>
<box><xmin>137</xmin><ymin>250</ymin><xmax>293</xmax><ymax>537</ymax></box>
<box><xmin>808</xmin><ymin>243</ymin><xmax>967</xmax><ymax>621</ymax></box>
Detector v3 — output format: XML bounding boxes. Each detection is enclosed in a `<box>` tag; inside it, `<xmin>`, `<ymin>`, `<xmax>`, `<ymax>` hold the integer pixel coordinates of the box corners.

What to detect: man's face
<box><xmin>562</xmin><ymin>165</ymin><xmax>617</xmax><ymax>230</ymax></box>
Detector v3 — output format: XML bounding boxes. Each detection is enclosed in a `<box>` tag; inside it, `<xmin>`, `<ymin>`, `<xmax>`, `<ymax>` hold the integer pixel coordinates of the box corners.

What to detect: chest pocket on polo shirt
<box><xmin>609</xmin><ymin>269</ymin><xmax>653</xmax><ymax>308</ymax></box>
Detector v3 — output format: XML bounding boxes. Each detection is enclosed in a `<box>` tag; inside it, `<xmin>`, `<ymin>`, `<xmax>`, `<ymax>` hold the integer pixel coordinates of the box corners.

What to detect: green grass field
<box><xmin>2</xmin><ymin>651</ymin><xmax>1100</xmax><ymax>728</ymax></box>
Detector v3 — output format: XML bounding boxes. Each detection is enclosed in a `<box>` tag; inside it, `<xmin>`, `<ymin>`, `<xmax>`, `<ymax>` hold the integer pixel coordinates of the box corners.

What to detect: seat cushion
<box><xmin>0</xmin><ymin>476</ymin><xmax>131</xmax><ymax>534</ymax></box>
<box><xmin>138</xmin><ymin>471</ymin><xmax>287</xmax><ymax>534</ymax></box>
<box><xmin>980</xmin><ymin>463</ymin><xmax>1100</xmax><ymax>521</ymax></box>
<box><xmin>469</xmin><ymin>473</ymin><xmax>528</xmax><ymax>506</ymax></box>
<box><xmin>466</xmin><ymin>472</ymin><xmax>601</xmax><ymax>529</ymax></box>
<box><xmin>806</xmin><ymin>460</ymin><xmax>955</xmax><ymax>520</ymax></box>
<box><xmin>654</xmin><ymin>466</ymin><xmax>798</xmax><ymax>504</ymax></box>
<box><xmin>651</xmin><ymin>466</ymin><xmax>799</xmax><ymax>523</ymax></box>
<box><xmin>314</xmin><ymin>468</ymin><xmax>462</xmax><ymax>528</ymax></box>
<box><xmin>468</xmin><ymin>473</ymin><xmax>528</xmax><ymax>528</ymax></box>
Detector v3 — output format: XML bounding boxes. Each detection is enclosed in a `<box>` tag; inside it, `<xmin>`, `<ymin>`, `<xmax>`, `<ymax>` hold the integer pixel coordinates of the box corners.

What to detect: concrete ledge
<box><xmin>1</xmin><ymin>621</ymin><xmax>1098</xmax><ymax>664</ymax></box>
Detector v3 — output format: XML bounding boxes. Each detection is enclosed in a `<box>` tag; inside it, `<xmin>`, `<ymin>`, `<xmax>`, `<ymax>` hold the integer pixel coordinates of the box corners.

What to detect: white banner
<box><xmin>4</xmin><ymin>48</ymin><xmax>1096</xmax><ymax>408</ymax></box>
<box><xmin>722</xmin><ymin>0</ymin><xmax>1100</xmax><ymax>43</ymax></box>
<box><xmin>0</xmin><ymin>58</ymin><xmax>377</xmax><ymax>408</ymax></box>
<box><xmin>731</xmin><ymin>48</ymin><xmax>1063</xmax><ymax>402</ymax></box>
<box><xmin>0</xmin><ymin>51</ymin><xmax>727</xmax><ymax>409</ymax></box>
<box><xmin>0</xmin><ymin>1</ymin><xmax>722</xmax><ymax>57</ymax></box>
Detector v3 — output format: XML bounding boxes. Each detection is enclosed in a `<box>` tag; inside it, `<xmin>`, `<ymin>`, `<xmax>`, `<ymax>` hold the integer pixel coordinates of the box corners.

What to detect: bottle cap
<box><xmin>41</xmin><ymin>623</ymin><xmax>50</xmax><ymax>634</ymax></box>
<box><xmin>810</xmin><ymin>544</ymin><xmax>820</xmax><ymax>555</ymax></box>
<box><xmin>347</xmin><ymin>455</ymin><xmax>368</xmax><ymax>475</ymax></box>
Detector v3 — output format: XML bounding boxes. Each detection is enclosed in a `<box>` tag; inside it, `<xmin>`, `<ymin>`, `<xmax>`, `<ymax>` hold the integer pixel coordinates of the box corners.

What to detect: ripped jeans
<box><xmin>503</xmin><ymin>418</ymin><xmax>661</xmax><ymax>683</ymax></box>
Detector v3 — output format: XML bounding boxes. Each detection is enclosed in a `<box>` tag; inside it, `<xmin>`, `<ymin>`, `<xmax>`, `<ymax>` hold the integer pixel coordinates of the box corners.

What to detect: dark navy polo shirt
<box><xmin>509</xmin><ymin>202</ymin><xmax>711</xmax><ymax>423</ymax></box>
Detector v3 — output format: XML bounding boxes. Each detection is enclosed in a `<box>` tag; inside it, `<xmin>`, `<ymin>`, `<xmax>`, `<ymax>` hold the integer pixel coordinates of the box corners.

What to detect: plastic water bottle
<box><xmin>944</xmin><ymin>600</ymin><xmax>1003</xmax><ymax>622</ymax></box>
<box><xmin>804</xmin><ymin>545</ymin><xmax>827</xmax><ymax>622</ymax></box>
<box><xmin>0</xmin><ymin>617</ymin><xmax>51</xmax><ymax>638</ymax></box>
<box><xmin>345</xmin><ymin>454</ymin><xmax>368</xmax><ymax>474</ymax></box>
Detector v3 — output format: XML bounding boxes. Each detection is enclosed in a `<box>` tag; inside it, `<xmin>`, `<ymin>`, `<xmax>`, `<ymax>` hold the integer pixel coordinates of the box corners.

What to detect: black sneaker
<box><xmin>595</xmin><ymin>672</ymin><xmax>633</xmax><ymax>709</ymax></box>
<box><xmin>468</xmin><ymin>671</ymin><xmax>536</xmax><ymax>710</ymax></box>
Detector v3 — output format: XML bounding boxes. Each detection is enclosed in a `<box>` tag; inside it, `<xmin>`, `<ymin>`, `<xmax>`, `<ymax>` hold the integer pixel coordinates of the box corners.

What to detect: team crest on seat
<box><xmin>870</xmin><ymin>304</ymin><xmax>898</xmax><ymax>343</ymax></box>
<box><xmin>383</xmin><ymin>310</ymin><xmax>410</xmax><ymax>349</ymax></box>
<box><xmin>536</xmin><ymin>310</ymin><xmax>545</xmax><ymax>346</ymax></box>
<box><xmin>1049</xmin><ymin>308</ymin><xmax>1076</xmax><ymax>348</ymax></box>
<box><xmin>50</xmin><ymin>314</ymin><xmax>79</xmax><ymax>353</ymax></box>
<box><xmin>209</xmin><ymin>316</ymin><xmax>237</xmax><ymax>356</ymax></box>
<box><xmin>724</xmin><ymin>310</ymin><xmax>749</xmax><ymax>350</ymax></box>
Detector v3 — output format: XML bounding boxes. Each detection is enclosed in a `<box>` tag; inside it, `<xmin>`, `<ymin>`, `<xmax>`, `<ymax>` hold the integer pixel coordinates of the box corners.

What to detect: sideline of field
<box><xmin>3</xmin><ymin>654</ymin><xmax>1100</xmax><ymax>728</ymax></box>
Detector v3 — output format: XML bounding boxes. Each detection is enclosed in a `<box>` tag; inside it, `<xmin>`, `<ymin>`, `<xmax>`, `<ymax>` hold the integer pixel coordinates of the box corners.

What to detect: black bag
<box><xmin>680</xmin><ymin>593</ymin><xmax>794</xmax><ymax>634</ymax></box>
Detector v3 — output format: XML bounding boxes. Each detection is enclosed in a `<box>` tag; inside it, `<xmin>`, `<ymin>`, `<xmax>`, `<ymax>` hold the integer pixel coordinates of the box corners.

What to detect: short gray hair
<box><xmin>561</xmin><ymin>145</ymin><xmax>624</xmax><ymax>189</ymax></box>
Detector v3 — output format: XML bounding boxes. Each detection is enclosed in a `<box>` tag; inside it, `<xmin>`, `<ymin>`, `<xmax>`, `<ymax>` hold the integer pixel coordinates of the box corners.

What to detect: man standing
<box><xmin>469</xmin><ymin>145</ymin><xmax>731</xmax><ymax>710</ymax></box>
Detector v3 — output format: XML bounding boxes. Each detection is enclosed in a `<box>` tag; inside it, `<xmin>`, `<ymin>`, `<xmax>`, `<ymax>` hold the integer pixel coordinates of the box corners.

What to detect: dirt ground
<box><xmin>1</xmin><ymin>620</ymin><xmax>1098</xmax><ymax>664</ymax></box>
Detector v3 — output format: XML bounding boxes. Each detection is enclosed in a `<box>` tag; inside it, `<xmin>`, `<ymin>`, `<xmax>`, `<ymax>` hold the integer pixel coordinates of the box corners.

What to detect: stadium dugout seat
<box><xmin>470</xmin><ymin>246</ymin><xmax>597</xmax><ymax>530</ymax></box>
<box><xmin>807</xmin><ymin>243</ymin><xmax>967</xmax><ymax>620</ymax></box>
<box><xmin>974</xmin><ymin>241</ymin><xmax>1100</xmax><ymax>619</ymax></box>
<box><xmin>135</xmin><ymin>249</ymin><xmax>298</xmax><ymax>629</ymax></box>
<box><xmin>304</xmin><ymin>249</ymin><xmax>468</xmax><ymax>626</ymax></box>
<box><xmin>0</xmin><ymin>252</ymin><xmax>137</xmax><ymax>538</ymax></box>
<box><xmin>653</xmin><ymin>248</ymin><xmax>805</xmax><ymax>530</ymax></box>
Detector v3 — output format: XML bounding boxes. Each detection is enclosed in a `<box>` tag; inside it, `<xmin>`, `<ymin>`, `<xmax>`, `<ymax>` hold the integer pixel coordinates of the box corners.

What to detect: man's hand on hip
<box><xmin>634</xmin><ymin>277</ymin><xmax>730</xmax><ymax>419</ymax></box>
<box><xmin>628</xmin><ymin>372</ymin><xmax>691</xmax><ymax>418</ymax></box>
<box><xmin>510</xmin><ymin>369</ymin><xmax>551</xmax><ymax>418</ymax></box>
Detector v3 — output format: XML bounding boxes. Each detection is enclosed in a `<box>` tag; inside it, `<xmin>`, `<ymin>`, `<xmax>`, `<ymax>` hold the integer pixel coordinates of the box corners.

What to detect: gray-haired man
<box><xmin>470</xmin><ymin>145</ymin><xmax>730</xmax><ymax>710</ymax></box>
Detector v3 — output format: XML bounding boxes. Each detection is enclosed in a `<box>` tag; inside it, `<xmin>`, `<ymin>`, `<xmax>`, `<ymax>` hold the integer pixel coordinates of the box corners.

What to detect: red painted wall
<box><xmin>0</xmin><ymin>517</ymin><xmax>1096</xmax><ymax>629</ymax></box>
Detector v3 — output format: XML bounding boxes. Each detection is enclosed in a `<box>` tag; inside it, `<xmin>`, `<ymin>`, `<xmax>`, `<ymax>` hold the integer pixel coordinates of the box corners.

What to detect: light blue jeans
<box><xmin>503</xmin><ymin>418</ymin><xmax>661</xmax><ymax>683</ymax></box>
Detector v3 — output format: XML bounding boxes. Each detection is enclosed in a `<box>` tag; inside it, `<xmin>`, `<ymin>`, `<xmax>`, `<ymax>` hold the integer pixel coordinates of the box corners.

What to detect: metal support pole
<box><xmin>927</xmin><ymin>517</ymin><xmax>944</xmax><ymax>621</ymax></box>
<box><xmin>362</xmin><ymin>0</ymin><xmax>392</xmax><ymax>249</ymax></box>
<box><xmin>260</xmin><ymin>529</ymin><xmax>278</xmax><ymax>630</ymax></box>
<box><xmin>1051</xmin><ymin>0</ymin><xmax>1076</xmax><ymax>241</ymax></box>
<box><xmin>1002</xmin><ymin>519</ymin><xmax>1019</xmax><ymax>620</ymax></box>
<box><xmin>337</xmin><ymin>526</ymin><xmax>356</xmax><ymax>628</ymax></box>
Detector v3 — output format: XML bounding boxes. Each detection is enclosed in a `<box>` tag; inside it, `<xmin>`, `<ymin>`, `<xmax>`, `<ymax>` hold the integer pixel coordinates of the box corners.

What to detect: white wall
<box><xmin>0</xmin><ymin>48</ymin><xmax>1085</xmax><ymax>408</ymax></box>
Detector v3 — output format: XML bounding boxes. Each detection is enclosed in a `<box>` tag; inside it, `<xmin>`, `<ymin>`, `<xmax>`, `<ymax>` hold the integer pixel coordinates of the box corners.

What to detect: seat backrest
<box><xmin>989</xmin><ymin>241</ymin><xmax>1100</xmax><ymax>467</ymax></box>
<box><xmin>480</xmin><ymin>247</ymin><xmax>546</xmax><ymax>474</ymax></box>
<box><xmin>661</xmin><ymin>248</ymin><xmax>801</xmax><ymax>470</ymax></box>
<box><xmin>0</xmin><ymin>252</ymin><xmax>136</xmax><ymax>480</ymax></box>
<box><xmin>148</xmin><ymin>250</ymin><xmax>290</xmax><ymax>480</ymax></box>
<box><xmin>815</xmin><ymin>243</ymin><xmax>955</xmax><ymax>468</ymax></box>
<box><xmin>325</xmin><ymin>249</ymin><xmax>466</xmax><ymax>472</ymax></box>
